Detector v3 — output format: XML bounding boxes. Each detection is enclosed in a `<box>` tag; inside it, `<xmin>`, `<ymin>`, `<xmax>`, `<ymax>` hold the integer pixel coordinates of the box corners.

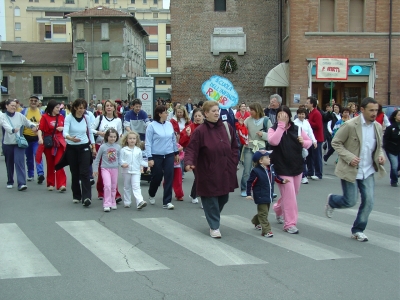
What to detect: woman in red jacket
<box><xmin>179</xmin><ymin>108</ymin><xmax>204</xmax><ymax>204</ymax></box>
<box><xmin>184</xmin><ymin>101</ymin><xmax>239</xmax><ymax>238</ymax></box>
<box><xmin>37</xmin><ymin>100</ymin><xmax>67</xmax><ymax>192</ymax></box>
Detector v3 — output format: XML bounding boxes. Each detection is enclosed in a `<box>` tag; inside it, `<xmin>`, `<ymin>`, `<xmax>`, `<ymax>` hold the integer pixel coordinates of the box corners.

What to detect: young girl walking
<box><xmin>120</xmin><ymin>131</ymin><xmax>148</xmax><ymax>209</ymax></box>
<box><xmin>246</xmin><ymin>150</ymin><xmax>288</xmax><ymax>237</ymax></box>
<box><xmin>92</xmin><ymin>128</ymin><xmax>121</xmax><ymax>212</ymax></box>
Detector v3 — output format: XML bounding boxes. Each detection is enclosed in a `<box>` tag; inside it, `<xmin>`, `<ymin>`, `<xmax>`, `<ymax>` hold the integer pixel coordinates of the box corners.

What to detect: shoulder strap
<box><xmin>6</xmin><ymin>114</ymin><xmax>23</xmax><ymax>136</ymax></box>
<box><xmin>96</xmin><ymin>115</ymin><xmax>103</xmax><ymax>131</ymax></box>
<box><xmin>223</xmin><ymin>121</ymin><xmax>231</xmax><ymax>143</ymax></box>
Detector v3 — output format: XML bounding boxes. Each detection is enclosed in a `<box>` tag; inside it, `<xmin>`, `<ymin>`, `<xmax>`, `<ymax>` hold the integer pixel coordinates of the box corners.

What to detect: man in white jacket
<box><xmin>294</xmin><ymin>108</ymin><xmax>317</xmax><ymax>184</ymax></box>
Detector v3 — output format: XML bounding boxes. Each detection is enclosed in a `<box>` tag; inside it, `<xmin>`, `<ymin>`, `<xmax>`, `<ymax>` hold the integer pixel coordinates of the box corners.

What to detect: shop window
<box><xmin>33</xmin><ymin>76</ymin><xmax>42</xmax><ymax>94</ymax></box>
<box><xmin>349</xmin><ymin>0</ymin><xmax>364</xmax><ymax>32</ymax></box>
<box><xmin>214</xmin><ymin>0</ymin><xmax>226</xmax><ymax>11</ymax></box>
<box><xmin>77</xmin><ymin>53</ymin><xmax>85</xmax><ymax>70</ymax></box>
<box><xmin>102</xmin><ymin>53</ymin><xmax>110</xmax><ymax>71</ymax></box>
<box><xmin>101</xmin><ymin>23</ymin><xmax>109</xmax><ymax>40</ymax></box>
<box><xmin>319</xmin><ymin>0</ymin><xmax>335</xmax><ymax>32</ymax></box>
<box><xmin>54</xmin><ymin>76</ymin><xmax>63</xmax><ymax>94</ymax></box>
<box><xmin>1</xmin><ymin>77</ymin><xmax>8</xmax><ymax>94</ymax></box>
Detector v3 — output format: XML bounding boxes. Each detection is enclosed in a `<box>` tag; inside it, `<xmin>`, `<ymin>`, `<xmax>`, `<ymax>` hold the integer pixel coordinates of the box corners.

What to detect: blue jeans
<box><xmin>307</xmin><ymin>142</ymin><xmax>323</xmax><ymax>178</ymax></box>
<box><xmin>386</xmin><ymin>151</ymin><xmax>399</xmax><ymax>185</ymax></box>
<box><xmin>25</xmin><ymin>140</ymin><xmax>44</xmax><ymax>178</ymax></box>
<box><xmin>329</xmin><ymin>174</ymin><xmax>375</xmax><ymax>234</ymax></box>
<box><xmin>201</xmin><ymin>194</ymin><xmax>229</xmax><ymax>230</ymax></box>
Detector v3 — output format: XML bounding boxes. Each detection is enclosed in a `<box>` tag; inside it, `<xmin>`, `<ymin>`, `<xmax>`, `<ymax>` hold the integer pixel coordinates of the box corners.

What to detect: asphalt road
<box><xmin>0</xmin><ymin>153</ymin><xmax>399</xmax><ymax>300</ymax></box>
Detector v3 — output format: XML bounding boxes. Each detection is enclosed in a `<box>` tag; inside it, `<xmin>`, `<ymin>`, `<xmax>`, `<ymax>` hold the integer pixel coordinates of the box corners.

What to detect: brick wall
<box><xmin>170</xmin><ymin>0</ymin><xmax>280</xmax><ymax>105</ymax></box>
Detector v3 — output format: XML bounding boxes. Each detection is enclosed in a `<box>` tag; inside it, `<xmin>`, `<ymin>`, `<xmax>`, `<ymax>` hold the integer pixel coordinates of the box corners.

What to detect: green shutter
<box><xmin>77</xmin><ymin>53</ymin><xmax>85</xmax><ymax>70</ymax></box>
<box><xmin>102</xmin><ymin>52</ymin><xmax>109</xmax><ymax>70</ymax></box>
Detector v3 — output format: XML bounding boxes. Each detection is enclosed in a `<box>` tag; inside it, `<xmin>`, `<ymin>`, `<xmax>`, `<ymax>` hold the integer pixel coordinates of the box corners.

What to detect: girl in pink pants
<box><xmin>92</xmin><ymin>129</ymin><xmax>121</xmax><ymax>212</ymax></box>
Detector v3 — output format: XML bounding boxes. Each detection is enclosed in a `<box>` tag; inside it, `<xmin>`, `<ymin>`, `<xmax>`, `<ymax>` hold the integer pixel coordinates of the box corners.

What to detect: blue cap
<box><xmin>252</xmin><ymin>150</ymin><xmax>273</xmax><ymax>163</ymax></box>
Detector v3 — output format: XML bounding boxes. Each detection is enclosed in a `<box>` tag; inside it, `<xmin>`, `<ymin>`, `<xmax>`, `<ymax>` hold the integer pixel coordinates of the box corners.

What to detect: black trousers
<box><xmin>148</xmin><ymin>153</ymin><xmax>174</xmax><ymax>205</ymax></box>
<box><xmin>66</xmin><ymin>143</ymin><xmax>92</xmax><ymax>201</ymax></box>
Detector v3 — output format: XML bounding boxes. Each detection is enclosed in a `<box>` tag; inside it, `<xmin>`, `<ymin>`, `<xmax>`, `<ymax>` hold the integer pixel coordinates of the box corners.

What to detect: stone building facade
<box><xmin>282</xmin><ymin>0</ymin><xmax>400</xmax><ymax>108</ymax></box>
<box><xmin>170</xmin><ymin>0</ymin><xmax>281</xmax><ymax>105</ymax></box>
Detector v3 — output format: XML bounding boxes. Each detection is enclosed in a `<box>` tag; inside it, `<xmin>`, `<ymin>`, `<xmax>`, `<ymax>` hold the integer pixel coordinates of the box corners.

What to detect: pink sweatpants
<box><xmin>101</xmin><ymin>168</ymin><xmax>118</xmax><ymax>208</ymax></box>
<box><xmin>273</xmin><ymin>174</ymin><xmax>302</xmax><ymax>230</ymax></box>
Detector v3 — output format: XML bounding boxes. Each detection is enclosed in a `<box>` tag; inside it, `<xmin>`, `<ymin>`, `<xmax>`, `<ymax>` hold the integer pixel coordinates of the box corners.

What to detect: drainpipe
<box><xmin>91</xmin><ymin>18</ymin><xmax>95</xmax><ymax>101</ymax></box>
<box><xmin>387</xmin><ymin>0</ymin><xmax>392</xmax><ymax>105</ymax></box>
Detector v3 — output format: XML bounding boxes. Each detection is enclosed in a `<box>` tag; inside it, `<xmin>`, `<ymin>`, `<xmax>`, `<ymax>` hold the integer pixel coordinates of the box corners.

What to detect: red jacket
<box><xmin>308</xmin><ymin>108</ymin><xmax>324</xmax><ymax>142</ymax></box>
<box><xmin>184</xmin><ymin>119</ymin><xmax>239</xmax><ymax>197</ymax></box>
<box><xmin>170</xmin><ymin>118</ymin><xmax>191</xmax><ymax>134</ymax></box>
<box><xmin>179</xmin><ymin>123</ymin><xmax>201</xmax><ymax>148</ymax></box>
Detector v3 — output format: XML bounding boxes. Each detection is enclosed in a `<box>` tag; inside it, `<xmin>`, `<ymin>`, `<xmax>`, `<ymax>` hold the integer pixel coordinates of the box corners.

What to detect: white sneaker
<box><xmin>6</xmin><ymin>185</ymin><xmax>13</xmax><ymax>189</ymax></box>
<box><xmin>310</xmin><ymin>175</ymin><xmax>320</xmax><ymax>180</ymax></box>
<box><xmin>276</xmin><ymin>215</ymin><xmax>284</xmax><ymax>224</ymax></box>
<box><xmin>149</xmin><ymin>196</ymin><xmax>155</xmax><ymax>205</ymax></box>
<box><xmin>301</xmin><ymin>177</ymin><xmax>309</xmax><ymax>184</ymax></box>
<box><xmin>137</xmin><ymin>201</ymin><xmax>147</xmax><ymax>209</ymax></box>
<box><xmin>284</xmin><ymin>226</ymin><xmax>299</xmax><ymax>234</ymax></box>
<box><xmin>104</xmin><ymin>207</ymin><xmax>111</xmax><ymax>212</ymax></box>
<box><xmin>59</xmin><ymin>186</ymin><xmax>66</xmax><ymax>192</ymax></box>
<box><xmin>27</xmin><ymin>177</ymin><xmax>33</xmax><ymax>181</ymax></box>
<box><xmin>48</xmin><ymin>186</ymin><xmax>54</xmax><ymax>191</ymax></box>
<box><xmin>325</xmin><ymin>194</ymin><xmax>334</xmax><ymax>218</ymax></box>
<box><xmin>351</xmin><ymin>232</ymin><xmax>368</xmax><ymax>242</ymax></box>
<box><xmin>210</xmin><ymin>229</ymin><xmax>221</xmax><ymax>238</ymax></box>
<box><xmin>163</xmin><ymin>203</ymin><xmax>174</xmax><ymax>210</ymax></box>
<box><xmin>72</xmin><ymin>199</ymin><xmax>80</xmax><ymax>203</ymax></box>
<box><xmin>190</xmin><ymin>196</ymin><xmax>199</xmax><ymax>204</ymax></box>
<box><xmin>111</xmin><ymin>206</ymin><xmax>117</xmax><ymax>210</ymax></box>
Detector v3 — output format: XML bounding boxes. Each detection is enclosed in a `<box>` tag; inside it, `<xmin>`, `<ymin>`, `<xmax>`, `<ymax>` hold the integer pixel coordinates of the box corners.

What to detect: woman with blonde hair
<box><xmin>92</xmin><ymin>99</ymin><xmax>123</xmax><ymax>201</ymax></box>
<box><xmin>238</xmin><ymin>102</ymin><xmax>272</xmax><ymax>197</ymax></box>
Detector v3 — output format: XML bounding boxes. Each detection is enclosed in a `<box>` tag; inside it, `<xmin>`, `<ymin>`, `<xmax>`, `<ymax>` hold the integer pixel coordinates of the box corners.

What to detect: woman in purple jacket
<box><xmin>185</xmin><ymin>101</ymin><xmax>239</xmax><ymax>238</ymax></box>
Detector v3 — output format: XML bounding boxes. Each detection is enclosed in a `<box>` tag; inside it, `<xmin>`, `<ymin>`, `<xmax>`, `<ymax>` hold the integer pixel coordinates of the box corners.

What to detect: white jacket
<box><xmin>119</xmin><ymin>146</ymin><xmax>148</xmax><ymax>174</ymax></box>
<box><xmin>294</xmin><ymin>118</ymin><xmax>317</xmax><ymax>143</ymax></box>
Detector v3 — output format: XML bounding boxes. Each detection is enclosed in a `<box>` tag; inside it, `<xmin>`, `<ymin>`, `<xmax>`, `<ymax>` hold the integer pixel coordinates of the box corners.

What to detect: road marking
<box><xmin>336</xmin><ymin>209</ymin><xmax>400</xmax><ymax>227</ymax></box>
<box><xmin>221</xmin><ymin>215</ymin><xmax>360</xmax><ymax>261</ymax></box>
<box><xmin>299</xmin><ymin>212</ymin><xmax>400</xmax><ymax>253</ymax></box>
<box><xmin>0</xmin><ymin>223</ymin><xmax>60</xmax><ymax>279</ymax></box>
<box><xmin>57</xmin><ymin>220</ymin><xmax>168</xmax><ymax>272</ymax></box>
<box><xmin>133</xmin><ymin>217</ymin><xmax>267</xmax><ymax>266</ymax></box>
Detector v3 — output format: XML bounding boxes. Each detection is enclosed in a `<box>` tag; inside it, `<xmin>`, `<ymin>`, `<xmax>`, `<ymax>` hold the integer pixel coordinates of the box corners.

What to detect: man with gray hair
<box><xmin>264</xmin><ymin>94</ymin><xmax>282</xmax><ymax>125</ymax></box>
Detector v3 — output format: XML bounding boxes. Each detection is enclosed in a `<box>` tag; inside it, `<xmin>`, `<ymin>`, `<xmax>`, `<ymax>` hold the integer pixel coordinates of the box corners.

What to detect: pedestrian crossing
<box><xmin>1</xmin><ymin>210</ymin><xmax>399</xmax><ymax>280</ymax></box>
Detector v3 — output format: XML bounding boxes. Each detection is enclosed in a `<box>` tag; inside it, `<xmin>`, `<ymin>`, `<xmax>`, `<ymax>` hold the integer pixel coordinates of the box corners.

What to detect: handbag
<box><xmin>43</xmin><ymin>115</ymin><xmax>58</xmax><ymax>148</ymax></box>
<box><xmin>6</xmin><ymin>115</ymin><xmax>29</xmax><ymax>149</ymax></box>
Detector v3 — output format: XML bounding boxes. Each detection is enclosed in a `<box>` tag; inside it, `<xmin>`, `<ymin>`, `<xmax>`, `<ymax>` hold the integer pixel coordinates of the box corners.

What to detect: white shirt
<box><xmin>294</xmin><ymin>118</ymin><xmax>317</xmax><ymax>143</ymax></box>
<box><xmin>119</xmin><ymin>146</ymin><xmax>148</xmax><ymax>174</ymax></box>
<box><xmin>356</xmin><ymin>114</ymin><xmax>377</xmax><ymax>180</ymax></box>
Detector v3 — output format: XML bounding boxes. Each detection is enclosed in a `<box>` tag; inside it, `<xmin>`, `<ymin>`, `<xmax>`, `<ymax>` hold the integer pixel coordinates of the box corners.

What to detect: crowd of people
<box><xmin>0</xmin><ymin>95</ymin><xmax>398</xmax><ymax>242</ymax></box>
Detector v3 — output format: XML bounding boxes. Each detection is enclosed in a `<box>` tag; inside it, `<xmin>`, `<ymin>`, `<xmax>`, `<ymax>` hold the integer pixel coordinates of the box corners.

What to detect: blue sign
<box><xmin>201</xmin><ymin>75</ymin><xmax>239</xmax><ymax>109</ymax></box>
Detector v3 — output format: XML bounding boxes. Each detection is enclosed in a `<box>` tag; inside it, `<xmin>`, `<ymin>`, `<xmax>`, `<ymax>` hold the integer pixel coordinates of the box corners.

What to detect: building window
<box><xmin>319</xmin><ymin>0</ymin><xmax>335</xmax><ymax>32</ymax></box>
<box><xmin>113</xmin><ymin>0</ymin><xmax>117</xmax><ymax>4</ymax></box>
<box><xmin>33</xmin><ymin>76</ymin><xmax>42</xmax><ymax>94</ymax></box>
<box><xmin>102</xmin><ymin>88</ymin><xmax>110</xmax><ymax>100</ymax></box>
<box><xmin>102</xmin><ymin>53</ymin><xmax>110</xmax><ymax>71</ymax></box>
<box><xmin>14</xmin><ymin>7</ymin><xmax>20</xmax><ymax>17</ymax></box>
<box><xmin>349</xmin><ymin>0</ymin><xmax>364</xmax><ymax>32</ymax></box>
<box><xmin>143</xmin><ymin>26</ymin><xmax>158</xmax><ymax>35</ymax></box>
<box><xmin>146</xmin><ymin>60</ymin><xmax>158</xmax><ymax>69</ymax></box>
<box><xmin>29</xmin><ymin>0</ymin><xmax>33</xmax><ymax>2</ymax></box>
<box><xmin>53</xmin><ymin>24</ymin><xmax>66</xmax><ymax>34</ymax></box>
<box><xmin>78</xmin><ymin>89</ymin><xmax>85</xmax><ymax>99</ymax></box>
<box><xmin>153</xmin><ymin>13</ymin><xmax>158</xmax><ymax>18</ymax></box>
<box><xmin>77</xmin><ymin>53</ymin><xmax>85</xmax><ymax>70</ymax></box>
<box><xmin>143</xmin><ymin>0</ymin><xmax>147</xmax><ymax>4</ymax></box>
<box><xmin>158</xmin><ymin>80</ymin><xmax>166</xmax><ymax>85</ymax></box>
<box><xmin>131</xmin><ymin>0</ymin><xmax>135</xmax><ymax>3</ymax></box>
<box><xmin>15</xmin><ymin>23</ymin><xmax>21</xmax><ymax>31</ymax></box>
<box><xmin>154</xmin><ymin>0</ymin><xmax>158</xmax><ymax>4</ymax></box>
<box><xmin>130</xmin><ymin>12</ymin><xmax>135</xmax><ymax>16</ymax></box>
<box><xmin>54</xmin><ymin>76</ymin><xmax>63</xmax><ymax>94</ymax></box>
<box><xmin>145</xmin><ymin>43</ymin><xmax>158</xmax><ymax>51</ymax></box>
<box><xmin>95</xmin><ymin>0</ymin><xmax>99</xmax><ymax>3</ymax></box>
<box><xmin>45</xmin><ymin>12</ymin><xmax>64</xmax><ymax>17</ymax></box>
<box><xmin>45</xmin><ymin>25</ymin><xmax>51</xmax><ymax>38</ymax></box>
<box><xmin>105</xmin><ymin>0</ymin><xmax>110</xmax><ymax>4</ymax></box>
<box><xmin>101</xmin><ymin>23</ymin><xmax>109</xmax><ymax>40</ymax></box>
<box><xmin>51</xmin><ymin>0</ymin><xmax>55</xmax><ymax>2</ymax></box>
<box><xmin>65</xmin><ymin>0</ymin><xmax>75</xmax><ymax>3</ymax></box>
<box><xmin>76</xmin><ymin>23</ymin><xmax>84</xmax><ymax>40</ymax></box>
<box><xmin>15</xmin><ymin>37</ymin><xmax>21</xmax><ymax>41</ymax></box>
<box><xmin>1</xmin><ymin>77</ymin><xmax>8</xmax><ymax>94</ymax></box>
<box><xmin>214</xmin><ymin>0</ymin><xmax>226</xmax><ymax>11</ymax></box>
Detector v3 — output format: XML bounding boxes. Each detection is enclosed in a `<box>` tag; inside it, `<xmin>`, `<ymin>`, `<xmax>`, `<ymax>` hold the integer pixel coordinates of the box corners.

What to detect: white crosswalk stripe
<box><xmin>336</xmin><ymin>209</ymin><xmax>400</xmax><ymax>227</ymax></box>
<box><xmin>298</xmin><ymin>212</ymin><xmax>400</xmax><ymax>253</ymax></box>
<box><xmin>221</xmin><ymin>215</ymin><xmax>360</xmax><ymax>261</ymax></box>
<box><xmin>0</xmin><ymin>223</ymin><xmax>61</xmax><ymax>279</ymax></box>
<box><xmin>57</xmin><ymin>220</ymin><xmax>168</xmax><ymax>272</ymax></box>
<box><xmin>133</xmin><ymin>217</ymin><xmax>268</xmax><ymax>266</ymax></box>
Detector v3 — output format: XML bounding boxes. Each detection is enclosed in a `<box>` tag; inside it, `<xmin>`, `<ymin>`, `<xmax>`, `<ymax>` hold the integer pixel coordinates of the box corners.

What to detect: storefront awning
<box><xmin>263</xmin><ymin>63</ymin><xmax>289</xmax><ymax>87</ymax></box>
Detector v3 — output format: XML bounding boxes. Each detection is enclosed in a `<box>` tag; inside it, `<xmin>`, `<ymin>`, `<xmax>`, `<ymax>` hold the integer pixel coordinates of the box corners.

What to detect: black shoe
<box><xmin>273</xmin><ymin>193</ymin><xmax>278</xmax><ymax>199</ymax></box>
<box><xmin>83</xmin><ymin>198</ymin><xmax>91</xmax><ymax>206</ymax></box>
<box><xmin>38</xmin><ymin>175</ymin><xmax>45</xmax><ymax>184</ymax></box>
<box><xmin>391</xmin><ymin>182</ymin><xmax>398</xmax><ymax>187</ymax></box>
<box><xmin>90</xmin><ymin>178</ymin><xmax>95</xmax><ymax>186</ymax></box>
<box><xmin>116</xmin><ymin>197</ymin><xmax>122</xmax><ymax>203</ymax></box>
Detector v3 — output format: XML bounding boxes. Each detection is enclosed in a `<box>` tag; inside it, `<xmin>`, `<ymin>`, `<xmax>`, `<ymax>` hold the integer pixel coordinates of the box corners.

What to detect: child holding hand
<box><xmin>246</xmin><ymin>150</ymin><xmax>289</xmax><ymax>237</ymax></box>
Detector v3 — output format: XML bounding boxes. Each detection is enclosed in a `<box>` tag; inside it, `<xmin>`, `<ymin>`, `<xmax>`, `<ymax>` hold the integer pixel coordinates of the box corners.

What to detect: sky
<box><xmin>163</xmin><ymin>0</ymin><xmax>170</xmax><ymax>9</ymax></box>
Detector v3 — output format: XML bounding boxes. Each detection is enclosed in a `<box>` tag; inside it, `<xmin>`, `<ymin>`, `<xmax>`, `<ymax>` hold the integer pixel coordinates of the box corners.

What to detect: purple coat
<box><xmin>184</xmin><ymin>119</ymin><xmax>239</xmax><ymax>197</ymax></box>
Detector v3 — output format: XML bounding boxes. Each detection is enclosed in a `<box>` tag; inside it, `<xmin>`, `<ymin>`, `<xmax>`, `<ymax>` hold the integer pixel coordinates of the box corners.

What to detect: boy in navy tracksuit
<box><xmin>246</xmin><ymin>150</ymin><xmax>288</xmax><ymax>237</ymax></box>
